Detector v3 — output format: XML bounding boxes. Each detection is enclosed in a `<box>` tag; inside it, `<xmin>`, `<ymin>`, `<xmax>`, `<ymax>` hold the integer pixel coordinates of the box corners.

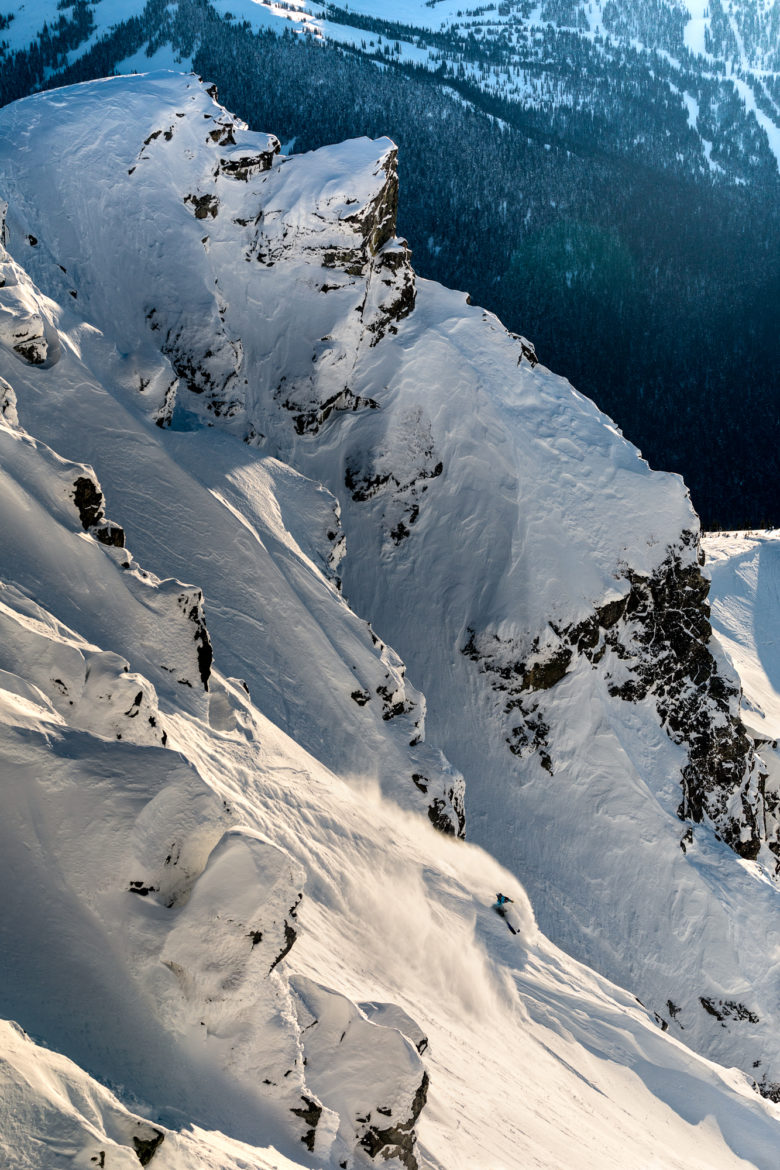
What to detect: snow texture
<box><xmin>0</xmin><ymin>72</ymin><xmax>779</xmax><ymax>1170</ymax></box>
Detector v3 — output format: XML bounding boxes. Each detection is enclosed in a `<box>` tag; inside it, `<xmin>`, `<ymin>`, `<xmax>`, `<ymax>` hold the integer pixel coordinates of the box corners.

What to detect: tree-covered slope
<box><xmin>0</xmin><ymin>0</ymin><xmax>777</xmax><ymax>528</ymax></box>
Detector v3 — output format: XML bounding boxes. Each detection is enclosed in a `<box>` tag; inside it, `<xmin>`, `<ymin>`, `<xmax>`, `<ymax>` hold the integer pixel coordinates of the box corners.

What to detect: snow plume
<box><xmin>310</xmin><ymin>774</ymin><xmax>531</xmax><ymax>1018</ymax></box>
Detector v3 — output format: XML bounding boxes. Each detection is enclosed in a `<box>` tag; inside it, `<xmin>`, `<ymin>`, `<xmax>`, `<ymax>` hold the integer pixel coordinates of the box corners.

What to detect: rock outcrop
<box><xmin>292</xmin><ymin>975</ymin><xmax>429</xmax><ymax>1170</ymax></box>
<box><xmin>72</xmin><ymin>473</ymin><xmax>126</xmax><ymax>548</ymax></box>
<box><xmin>463</xmin><ymin>529</ymin><xmax>777</xmax><ymax>865</ymax></box>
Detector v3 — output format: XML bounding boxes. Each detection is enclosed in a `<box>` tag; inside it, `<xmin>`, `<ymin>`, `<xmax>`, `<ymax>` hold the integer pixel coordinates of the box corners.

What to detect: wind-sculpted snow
<box><xmin>705</xmin><ymin>531</ymin><xmax>780</xmax><ymax>742</ymax></box>
<box><xmin>292</xmin><ymin>975</ymin><xmax>429</xmax><ymax>1169</ymax></box>
<box><xmin>0</xmin><ymin>1018</ymin><xmax>312</xmax><ymax>1170</ymax></box>
<box><xmin>1</xmin><ymin>71</ymin><xmax>780</xmax><ymax>1167</ymax></box>
<box><xmin>0</xmin><ymin>420</ymin><xmax>213</xmax><ymax>710</ymax></box>
<box><xmin>0</xmin><ymin>209</ymin><xmax>58</xmax><ymax>366</ymax></box>
<box><xmin>0</xmin><ymin>571</ymin><xmax>436</xmax><ymax>1162</ymax></box>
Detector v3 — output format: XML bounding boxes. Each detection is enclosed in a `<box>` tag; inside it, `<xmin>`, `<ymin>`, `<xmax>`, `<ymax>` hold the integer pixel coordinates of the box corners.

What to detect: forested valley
<box><xmin>2</xmin><ymin>0</ymin><xmax>778</xmax><ymax>528</ymax></box>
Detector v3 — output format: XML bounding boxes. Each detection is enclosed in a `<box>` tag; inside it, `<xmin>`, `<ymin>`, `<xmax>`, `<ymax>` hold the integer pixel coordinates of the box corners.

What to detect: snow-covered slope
<box><xmin>705</xmin><ymin>531</ymin><xmax>780</xmax><ymax>742</ymax></box>
<box><xmin>0</xmin><ymin>1020</ymin><xmax>307</xmax><ymax>1170</ymax></box>
<box><xmin>1</xmin><ymin>72</ymin><xmax>780</xmax><ymax>1167</ymax></box>
<box><xmin>1</xmin><ymin>404</ymin><xmax>780</xmax><ymax>1170</ymax></box>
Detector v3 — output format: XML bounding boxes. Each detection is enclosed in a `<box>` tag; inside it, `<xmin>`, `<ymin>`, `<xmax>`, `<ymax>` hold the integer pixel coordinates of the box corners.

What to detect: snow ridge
<box><xmin>0</xmin><ymin>71</ymin><xmax>780</xmax><ymax>1169</ymax></box>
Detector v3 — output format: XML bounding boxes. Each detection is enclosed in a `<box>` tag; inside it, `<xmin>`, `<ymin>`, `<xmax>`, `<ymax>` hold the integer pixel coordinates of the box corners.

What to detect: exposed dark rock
<box><xmin>597</xmin><ymin>595</ymin><xmax>628</xmax><ymax>629</ymax></box>
<box><xmin>411</xmin><ymin>768</ymin><xmax>465</xmax><ymax>834</ymax></box>
<box><xmin>344</xmin><ymin>148</ymin><xmax>400</xmax><ymax>257</ymax></box>
<box><xmin>700</xmin><ymin>997</ymin><xmax>759</xmax><ymax>1024</ymax></box>
<box><xmin>208</xmin><ymin>122</ymin><xmax>236</xmax><ymax>147</ymax></box>
<box><xmin>351</xmin><ymin>688</ymin><xmax>371</xmax><ymax>706</ymax></box>
<box><xmin>269</xmin><ymin>895</ymin><xmax>301</xmax><ymax>973</ymax></box>
<box><xmin>218</xmin><ymin>137</ymin><xmax>279</xmax><ymax>180</ymax></box>
<box><xmin>157</xmin><ymin>322</ymin><xmax>242</xmax><ymax>417</ymax></box>
<box><xmin>94</xmin><ymin>521</ymin><xmax>125</xmax><ymax>548</ymax></box>
<box><xmin>376</xmin><ymin>681</ymin><xmax>413</xmax><ymax>722</ymax></box>
<box><xmin>506</xmin><ymin>704</ymin><xmax>553</xmax><ymax>774</ymax></box>
<box><xmin>290</xmin><ymin>1095</ymin><xmax>322</xmax><ymax>1153</ymax></box>
<box><xmin>359</xmin><ymin>1071</ymin><xmax>429</xmax><ymax>1170</ymax></box>
<box><xmin>73</xmin><ymin>475</ymin><xmax>103</xmax><ymax>528</ymax></box>
<box><xmin>124</xmin><ymin>691</ymin><xmax>144</xmax><ymax>718</ymax></box>
<box><xmin>13</xmin><ymin>335</ymin><xmax>47</xmax><ymax>364</ymax></box>
<box><xmin>72</xmin><ymin>477</ymin><xmax>125</xmax><ymax>545</ymax></box>
<box><xmin>132</xmin><ymin>1128</ymin><xmax>164</xmax><ymax>1166</ymax></box>
<box><xmin>177</xmin><ymin>591</ymin><xmax>213</xmax><ymax>690</ymax></box>
<box><xmin>463</xmin><ymin>625</ymin><xmax>571</xmax><ymax>696</ymax></box>
<box><xmin>527</xmin><ymin>648</ymin><xmax>571</xmax><ymax>691</ymax></box>
<box><xmin>513</xmin><ymin>334</ymin><xmax>538</xmax><ymax>367</ymax></box>
<box><xmin>427</xmin><ymin>797</ymin><xmax>455</xmax><ymax>835</ymax></box>
<box><xmin>344</xmin><ymin>442</ymin><xmax>441</xmax><ymax>542</ymax></box>
<box><xmin>128</xmin><ymin>881</ymin><xmax>158</xmax><ymax>897</ymax></box>
<box><xmin>345</xmin><ymin>462</ymin><xmax>393</xmax><ymax>503</ymax></box>
<box><xmin>283</xmin><ymin>386</ymin><xmax>378</xmax><ymax>437</ymax></box>
<box><xmin>322</xmin><ymin>247</ymin><xmax>365</xmax><ymax>277</ymax></box>
<box><xmin>183</xmin><ymin>192</ymin><xmax>219</xmax><ymax>220</ymax></box>
<box><xmin>0</xmin><ymin>375</ymin><xmax>17</xmax><ymax>425</ymax></box>
<box><xmin>602</xmin><ymin>546</ymin><xmax>771</xmax><ymax>861</ymax></box>
<box><xmin>390</xmin><ymin>518</ymin><xmax>411</xmax><ymax>544</ymax></box>
<box><xmin>462</xmin><ymin>531</ymin><xmax>776</xmax><ymax>864</ymax></box>
<box><xmin>364</xmin><ymin>239</ymin><xmax>417</xmax><ymax>346</ymax></box>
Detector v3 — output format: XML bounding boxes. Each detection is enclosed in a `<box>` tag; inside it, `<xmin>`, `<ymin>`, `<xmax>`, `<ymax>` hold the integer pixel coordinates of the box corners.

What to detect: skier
<box><xmin>492</xmin><ymin>893</ymin><xmax>517</xmax><ymax>934</ymax></box>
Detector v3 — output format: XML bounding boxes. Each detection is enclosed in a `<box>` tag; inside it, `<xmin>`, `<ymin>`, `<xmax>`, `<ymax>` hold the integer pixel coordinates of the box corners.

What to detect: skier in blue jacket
<box><xmin>492</xmin><ymin>893</ymin><xmax>517</xmax><ymax>934</ymax></box>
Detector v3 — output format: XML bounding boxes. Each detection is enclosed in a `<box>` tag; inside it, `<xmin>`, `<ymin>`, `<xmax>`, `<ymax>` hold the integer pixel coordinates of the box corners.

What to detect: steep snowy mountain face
<box><xmin>1</xmin><ymin>0</ymin><xmax>779</xmax><ymax>538</ymax></box>
<box><xmin>1</xmin><ymin>72</ymin><xmax>780</xmax><ymax>1169</ymax></box>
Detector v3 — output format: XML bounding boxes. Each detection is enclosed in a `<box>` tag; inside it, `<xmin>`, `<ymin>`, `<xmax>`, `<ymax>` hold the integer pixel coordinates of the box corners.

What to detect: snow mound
<box><xmin>0</xmin><ymin>1019</ymin><xmax>307</xmax><ymax>1170</ymax></box>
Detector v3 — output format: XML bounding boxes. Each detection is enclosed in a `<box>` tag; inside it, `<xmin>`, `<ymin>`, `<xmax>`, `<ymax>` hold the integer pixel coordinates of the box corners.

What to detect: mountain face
<box><xmin>0</xmin><ymin>1</ymin><xmax>779</xmax><ymax>532</ymax></box>
<box><xmin>1</xmin><ymin>71</ymin><xmax>780</xmax><ymax>1168</ymax></box>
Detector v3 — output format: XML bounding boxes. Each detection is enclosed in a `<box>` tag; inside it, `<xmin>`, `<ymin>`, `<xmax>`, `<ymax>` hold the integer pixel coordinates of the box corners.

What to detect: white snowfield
<box><xmin>0</xmin><ymin>72</ymin><xmax>778</xmax><ymax>1169</ymax></box>
<box><xmin>705</xmin><ymin>531</ymin><xmax>780</xmax><ymax>741</ymax></box>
